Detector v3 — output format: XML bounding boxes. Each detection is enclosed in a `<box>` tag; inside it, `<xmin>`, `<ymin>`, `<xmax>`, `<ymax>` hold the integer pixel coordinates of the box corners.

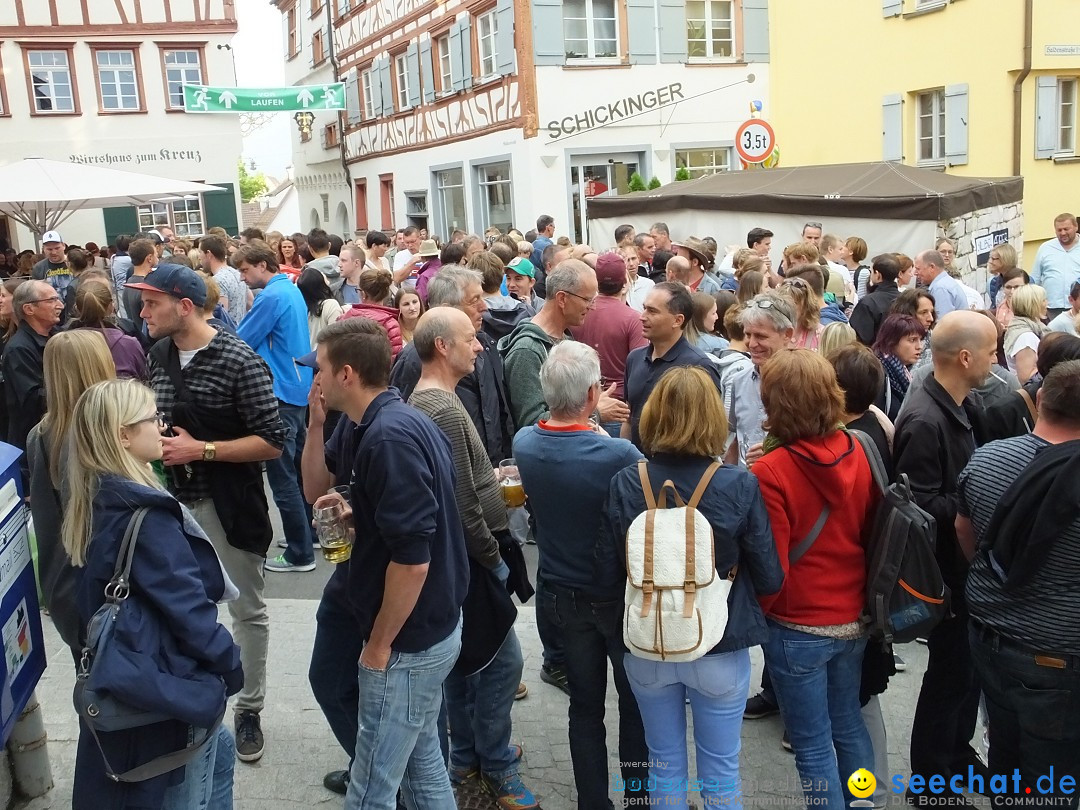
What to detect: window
<box><xmin>435</xmin><ymin>167</ymin><xmax>466</xmax><ymax>237</ymax></box>
<box><xmin>380</xmin><ymin>174</ymin><xmax>395</xmax><ymax>230</ymax></box>
<box><xmin>28</xmin><ymin>50</ymin><xmax>75</xmax><ymax>113</ymax></box>
<box><xmin>476</xmin><ymin>162</ymin><xmax>513</xmax><ymax>234</ymax></box>
<box><xmin>323</xmin><ymin>123</ymin><xmax>339</xmax><ymax>148</ymax></box>
<box><xmin>361</xmin><ymin>69</ymin><xmax>374</xmax><ymax>118</ymax></box>
<box><xmin>916</xmin><ymin>88</ymin><xmax>946</xmax><ymax>162</ymax></box>
<box><xmin>94</xmin><ymin>50</ymin><xmax>140</xmax><ymax>111</ymax></box>
<box><xmin>286</xmin><ymin>7</ymin><xmax>300</xmax><ymax>58</ymax></box>
<box><xmin>405</xmin><ymin>193</ymin><xmax>429</xmax><ymax>230</ymax></box>
<box><xmin>563</xmin><ymin>0</ymin><xmax>617</xmax><ymax>60</ymax></box>
<box><xmin>686</xmin><ymin>1</ymin><xmax>734</xmax><ymax>59</ymax></box>
<box><xmin>395</xmin><ymin>54</ymin><xmax>410</xmax><ymax>110</ymax></box>
<box><xmin>336</xmin><ymin>0</ymin><xmax>350</xmax><ymax>18</ymax></box>
<box><xmin>162</xmin><ymin>49</ymin><xmax>202</xmax><ymax>110</ymax></box>
<box><xmin>138</xmin><ymin>197</ymin><xmax>204</xmax><ymax>238</ymax></box>
<box><xmin>1059</xmin><ymin>78</ymin><xmax>1077</xmax><ymax>154</ymax></box>
<box><xmin>675</xmin><ymin>147</ymin><xmax>733</xmax><ymax>179</ymax></box>
<box><xmin>477</xmin><ymin>10</ymin><xmax>498</xmax><ymax>78</ymax></box>
<box><xmin>313</xmin><ymin>28</ymin><xmax>326</xmax><ymax>65</ymax></box>
<box><xmin>0</xmin><ymin>49</ymin><xmax>10</xmax><ymax>116</ymax></box>
<box><xmin>436</xmin><ymin>35</ymin><xmax>452</xmax><ymax>93</ymax></box>
<box><xmin>310</xmin><ymin>0</ymin><xmax>323</xmax><ymax>17</ymax></box>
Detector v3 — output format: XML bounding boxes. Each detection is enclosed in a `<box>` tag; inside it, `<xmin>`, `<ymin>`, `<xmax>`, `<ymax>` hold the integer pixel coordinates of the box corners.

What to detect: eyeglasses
<box><xmin>749</xmin><ymin>298</ymin><xmax>779</xmax><ymax>309</ymax></box>
<box><xmin>28</xmin><ymin>295</ymin><xmax>62</xmax><ymax>305</ymax></box>
<box><xmin>128</xmin><ymin>411</ymin><xmax>166</xmax><ymax>429</ymax></box>
<box><xmin>562</xmin><ymin>290</ymin><xmax>598</xmax><ymax>308</ymax></box>
<box><xmin>803</xmin><ymin>222</ymin><xmax>822</xmax><ymax>230</ymax></box>
<box><xmin>782</xmin><ymin>277</ymin><xmax>810</xmax><ymax>290</ymax></box>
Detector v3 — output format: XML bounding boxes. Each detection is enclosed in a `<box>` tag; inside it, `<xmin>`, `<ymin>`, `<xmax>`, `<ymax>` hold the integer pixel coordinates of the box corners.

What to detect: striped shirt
<box><xmin>959</xmin><ymin>434</ymin><xmax>1080</xmax><ymax>654</ymax></box>
<box><xmin>408</xmin><ymin>387</ymin><xmax>507</xmax><ymax>569</ymax></box>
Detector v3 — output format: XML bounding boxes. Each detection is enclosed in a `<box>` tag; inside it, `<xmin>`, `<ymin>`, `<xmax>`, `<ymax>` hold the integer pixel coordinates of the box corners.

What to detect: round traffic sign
<box><xmin>735</xmin><ymin>119</ymin><xmax>776</xmax><ymax>164</ymax></box>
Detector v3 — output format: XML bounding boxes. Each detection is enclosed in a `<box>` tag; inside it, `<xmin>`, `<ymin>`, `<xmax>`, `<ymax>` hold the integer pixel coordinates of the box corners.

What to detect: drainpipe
<box><xmin>8</xmin><ymin>691</ymin><xmax>52</xmax><ymax>798</ymax></box>
<box><xmin>327</xmin><ymin>2</ymin><xmax>355</xmax><ymax>233</ymax></box>
<box><xmin>1012</xmin><ymin>0</ymin><xmax>1033</xmax><ymax>176</ymax></box>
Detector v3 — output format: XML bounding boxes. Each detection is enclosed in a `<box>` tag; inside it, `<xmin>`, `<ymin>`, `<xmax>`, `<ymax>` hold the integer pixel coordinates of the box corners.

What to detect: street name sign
<box><xmin>183</xmin><ymin>84</ymin><xmax>346</xmax><ymax>113</ymax></box>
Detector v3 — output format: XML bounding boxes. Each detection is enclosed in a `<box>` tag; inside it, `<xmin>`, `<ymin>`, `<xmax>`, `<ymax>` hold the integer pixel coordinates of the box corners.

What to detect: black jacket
<box><xmin>390</xmin><ymin>332</ymin><xmax>514</xmax><ymax>466</ymax></box>
<box><xmin>893</xmin><ymin>373</ymin><xmax>978</xmax><ymax>603</ymax></box>
<box><xmin>2</xmin><ymin>322</ymin><xmax>48</xmax><ymax>452</ymax></box>
<box><xmin>849</xmin><ymin>281</ymin><xmax>900</xmax><ymax>346</ymax></box>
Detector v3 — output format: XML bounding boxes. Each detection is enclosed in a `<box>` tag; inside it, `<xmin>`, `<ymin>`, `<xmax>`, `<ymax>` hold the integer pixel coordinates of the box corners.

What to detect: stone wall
<box><xmin>937</xmin><ymin>201</ymin><xmax>1024</xmax><ymax>297</ymax></box>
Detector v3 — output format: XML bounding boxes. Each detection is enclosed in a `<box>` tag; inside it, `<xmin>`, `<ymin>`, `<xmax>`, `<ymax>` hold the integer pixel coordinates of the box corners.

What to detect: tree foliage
<box><xmin>628</xmin><ymin>172</ymin><xmax>647</xmax><ymax>192</ymax></box>
<box><xmin>238</xmin><ymin>159</ymin><xmax>269</xmax><ymax>203</ymax></box>
<box><xmin>674</xmin><ymin>167</ymin><xmax>692</xmax><ymax>182</ymax></box>
<box><xmin>648</xmin><ymin>176</ymin><xmax>662</xmax><ymax>190</ymax></box>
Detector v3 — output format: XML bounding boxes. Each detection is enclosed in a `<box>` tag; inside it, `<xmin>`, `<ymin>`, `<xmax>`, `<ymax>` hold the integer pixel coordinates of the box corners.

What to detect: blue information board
<box><xmin>0</xmin><ymin>443</ymin><xmax>46</xmax><ymax>747</ymax></box>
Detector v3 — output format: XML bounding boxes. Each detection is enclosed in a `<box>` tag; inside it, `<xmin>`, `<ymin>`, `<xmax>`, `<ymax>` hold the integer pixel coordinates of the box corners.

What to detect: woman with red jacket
<box><xmin>338</xmin><ymin>267</ymin><xmax>403</xmax><ymax>359</ymax></box>
<box><xmin>751</xmin><ymin>348</ymin><xmax>878</xmax><ymax>809</ymax></box>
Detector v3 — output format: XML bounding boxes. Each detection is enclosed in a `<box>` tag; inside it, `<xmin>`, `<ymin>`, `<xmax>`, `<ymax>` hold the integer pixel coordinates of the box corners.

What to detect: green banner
<box><xmin>183</xmin><ymin>84</ymin><xmax>346</xmax><ymax>113</ymax></box>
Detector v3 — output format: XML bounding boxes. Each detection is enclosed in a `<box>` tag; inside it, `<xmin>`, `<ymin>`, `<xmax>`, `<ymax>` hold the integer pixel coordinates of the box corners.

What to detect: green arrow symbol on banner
<box><xmin>297</xmin><ymin>88</ymin><xmax>315</xmax><ymax>108</ymax></box>
<box><xmin>218</xmin><ymin>90</ymin><xmax>238</xmax><ymax>109</ymax></box>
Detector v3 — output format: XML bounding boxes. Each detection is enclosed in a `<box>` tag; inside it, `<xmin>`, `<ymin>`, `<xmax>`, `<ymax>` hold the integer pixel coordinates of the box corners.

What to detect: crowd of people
<box><xmin>1</xmin><ymin>209</ymin><xmax>1078</xmax><ymax>810</ymax></box>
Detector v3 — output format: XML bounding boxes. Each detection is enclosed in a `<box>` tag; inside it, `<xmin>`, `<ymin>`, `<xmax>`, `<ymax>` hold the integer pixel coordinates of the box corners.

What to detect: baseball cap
<box><xmin>296</xmin><ymin>350</ymin><xmax>318</xmax><ymax>370</ymax></box>
<box><xmin>505</xmin><ymin>257</ymin><xmax>536</xmax><ymax>278</ymax></box>
<box><xmin>147</xmin><ymin>231</ymin><xmax>164</xmax><ymax>245</ymax></box>
<box><xmin>42</xmin><ymin>231</ymin><xmax>63</xmax><ymax>245</ymax></box>
<box><xmin>125</xmin><ymin>264</ymin><xmax>207</xmax><ymax>307</ymax></box>
<box><xmin>594</xmin><ymin>252</ymin><xmax>629</xmax><ymax>286</ymax></box>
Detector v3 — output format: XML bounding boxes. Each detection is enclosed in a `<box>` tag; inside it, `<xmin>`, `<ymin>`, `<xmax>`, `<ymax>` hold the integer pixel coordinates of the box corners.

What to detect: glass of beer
<box><xmin>499</xmin><ymin>458</ymin><xmax>526</xmax><ymax>508</ymax></box>
<box><xmin>315</xmin><ymin>491</ymin><xmax>352</xmax><ymax>563</ymax></box>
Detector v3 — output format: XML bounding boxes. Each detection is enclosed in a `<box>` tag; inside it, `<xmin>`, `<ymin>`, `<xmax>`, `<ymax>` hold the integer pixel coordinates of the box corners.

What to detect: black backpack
<box><xmin>851</xmin><ymin>430</ymin><xmax>950</xmax><ymax>643</ymax></box>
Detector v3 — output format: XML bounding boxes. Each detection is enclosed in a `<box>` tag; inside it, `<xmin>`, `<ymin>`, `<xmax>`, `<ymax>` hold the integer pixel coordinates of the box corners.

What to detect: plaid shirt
<box><xmin>149</xmin><ymin>328</ymin><xmax>287</xmax><ymax>502</ymax></box>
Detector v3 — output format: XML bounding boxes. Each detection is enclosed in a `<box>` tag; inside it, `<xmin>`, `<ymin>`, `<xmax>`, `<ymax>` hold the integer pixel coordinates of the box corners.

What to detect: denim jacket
<box><xmin>601</xmin><ymin>454</ymin><xmax>784</xmax><ymax>654</ymax></box>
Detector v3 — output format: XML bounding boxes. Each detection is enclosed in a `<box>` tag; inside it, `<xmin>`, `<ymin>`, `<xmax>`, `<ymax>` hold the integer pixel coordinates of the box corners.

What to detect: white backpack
<box><xmin>624</xmin><ymin>460</ymin><xmax>737</xmax><ymax>662</ymax></box>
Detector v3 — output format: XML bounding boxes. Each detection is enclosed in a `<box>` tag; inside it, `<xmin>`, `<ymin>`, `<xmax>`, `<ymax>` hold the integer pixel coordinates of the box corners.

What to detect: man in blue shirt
<box><xmin>530</xmin><ymin>214</ymin><xmax>554</xmax><ymax>276</ymax></box>
<box><xmin>916</xmin><ymin>249</ymin><xmax>969</xmax><ymax>318</ymax></box>
<box><xmin>1031</xmin><ymin>212</ymin><xmax>1080</xmax><ymax>319</ymax></box>
<box><xmin>314</xmin><ymin>317</ymin><xmax>468</xmax><ymax>810</ymax></box>
<box><xmin>235</xmin><ymin>240</ymin><xmax>319</xmax><ymax>572</ymax></box>
<box><xmin>623</xmin><ymin>282</ymin><xmax>724</xmax><ymax>448</ymax></box>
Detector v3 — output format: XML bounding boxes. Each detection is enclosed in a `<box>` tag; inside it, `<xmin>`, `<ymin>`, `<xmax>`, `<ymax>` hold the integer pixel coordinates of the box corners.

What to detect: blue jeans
<box><xmin>444</xmin><ymin>627</ymin><xmax>524</xmax><ymax>780</ymax></box>
<box><xmin>310</xmin><ymin>592</ymin><xmax>364</xmax><ymax>760</ymax></box>
<box><xmin>543</xmin><ymin>584</ymin><xmax>648</xmax><ymax>809</ymax></box>
<box><xmin>763</xmin><ymin>621</ymin><xmax>873</xmax><ymax>808</ymax></box>
<box><xmin>970</xmin><ymin>624</ymin><xmax>1080</xmax><ymax>809</ymax></box>
<box><xmin>623</xmin><ymin>650</ymin><xmax>750</xmax><ymax>809</ymax></box>
<box><xmin>345</xmin><ymin>619</ymin><xmax>462</xmax><ymax>810</ymax></box>
<box><xmin>161</xmin><ymin>725</ymin><xmax>235</xmax><ymax>810</ymax></box>
<box><xmin>265</xmin><ymin>400</ymin><xmax>316</xmax><ymax>566</ymax></box>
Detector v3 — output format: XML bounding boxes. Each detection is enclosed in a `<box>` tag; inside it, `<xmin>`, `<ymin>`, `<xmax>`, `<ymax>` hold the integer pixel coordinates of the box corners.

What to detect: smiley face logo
<box><xmin>847</xmin><ymin>769</ymin><xmax>876</xmax><ymax>798</ymax></box>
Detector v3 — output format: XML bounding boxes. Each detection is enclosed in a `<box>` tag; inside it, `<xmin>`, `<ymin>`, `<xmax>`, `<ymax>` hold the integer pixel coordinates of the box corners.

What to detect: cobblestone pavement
<box><xmin>21</xmin><ymin>599</ymin><xmax>990</xmax><ymax>809</ymax></box>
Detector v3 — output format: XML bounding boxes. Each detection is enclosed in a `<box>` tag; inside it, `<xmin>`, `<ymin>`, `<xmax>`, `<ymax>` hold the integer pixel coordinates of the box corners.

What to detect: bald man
<box><xmin>893</xmin><ymin>310</ymin><xmax>997</xmax><ymax>804</ymax></box>
<box><xmin>665</xmin><ymin>255</ymin><xmax>691</xmax><ymax>287</ymax></box>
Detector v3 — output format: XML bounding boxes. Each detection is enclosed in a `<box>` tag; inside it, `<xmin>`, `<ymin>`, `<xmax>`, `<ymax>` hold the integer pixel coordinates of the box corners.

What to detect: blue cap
<box><xmin>125</xmin><ymin>264</ymin><xmax>207</xmax><ymax>307</ymax></box>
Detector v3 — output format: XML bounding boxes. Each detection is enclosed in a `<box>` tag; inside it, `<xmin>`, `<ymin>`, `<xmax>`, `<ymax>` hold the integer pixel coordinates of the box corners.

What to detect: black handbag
<box><xmin>73</xmin><ymin>507</ymin><xmax>224</xmax><ymax>783</ymax></box>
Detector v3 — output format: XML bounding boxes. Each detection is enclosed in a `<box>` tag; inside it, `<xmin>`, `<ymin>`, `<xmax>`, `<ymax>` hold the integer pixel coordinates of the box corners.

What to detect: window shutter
<box><xmin>626</xmin><ymin>0</ymin><xmax>657</xmax><ymax>64</ymax></box>
<box><xmin>659</xmin><ymin>0</ymin><xmax>687</xmax><ymax>63</ymax></box>
<box><xmin>420</xmin><ymin>37</ymin><xmax>436</xmax><ymax>104</ymax></box>
<box><xmin>380</xmin><ymin>57</ymin><xmax>394</xmax><ymax>115</ymax></box>
<box><xmin>406</xmin><ymin>42</ymin><xmax>422</xmax><ymax>108</ymax></box>
<box><xmin>459</xmin><ymin>16</ymin><xmax>474</xmax><ymax>90</ymax></box>
<box><xmin>883</xmin><ymin>0</ymin><xmax>901</xmax><ymax>17</ymax></box>
<box><xmin>1035</xmin><ymin>75</ymin><xmax>1059</xmax><ymax>159</ymax></box>
<box><xmin>944</xmin><ymin>83</ymin><xmax>969</xmax><ymax>165</ymax></box>
<box><xmin>345</xmin><ymin>69</ymin><xmax>361</xmax><ymax>124</ymax></box>
<box><xmin>531</xmin><ymin>0</ymin><xmax>564</xmax><ymax>66</ymax></box>
<box><xmin>882</xmin><ymin>93</ymin><xmax>903</xmax><ymax>162</ymax></box>
<box><xmin>742</xmin><ymin>0</ymin><xmax>769</xmax><ymax>62</ymax></box>
<box><xmin>495</xmin><ymin>0</ymin><xmax>516</xmax><ymax>76</ymax></box>
<box><xmin>449</xmin><ymin>20</ymin><xmax>464</xmax><ymax>92</ymax></box>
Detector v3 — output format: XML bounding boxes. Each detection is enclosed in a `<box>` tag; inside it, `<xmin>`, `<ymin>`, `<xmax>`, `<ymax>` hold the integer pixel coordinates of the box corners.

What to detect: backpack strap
<box><xmin>850</xmin><ymin>429</ymin><xmax>888</xmax><ymax>496</ymax></box>
<box><xmin>686</xmin><ymin>462</ymin><xmax>722</xmax><ymax>509</ymax></box>
<box><xmin>1017</xmin><ymin>388</ymin><xmax>1037</xmax><ymax>428</ymax></box>
<box><xmin>788</xmin><ymin>505</ymin><xmax>831</xmax><ymax>565</ymax></box>
<box><xmin>637</xmin><ymin>459</ymin><xmax>685</xmax><ymax>509</ymax></box>
<box><xmin>681</xmin><ymin>462</ymin><xmax>720</xmax><ymax>619</ymax></box>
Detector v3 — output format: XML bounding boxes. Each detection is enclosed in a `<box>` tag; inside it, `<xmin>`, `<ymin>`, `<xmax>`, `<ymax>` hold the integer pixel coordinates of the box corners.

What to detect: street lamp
<box><xmin>294</xmin><ymin>111</ymin><xmax>315</xmax><ymax>139</ymax></box>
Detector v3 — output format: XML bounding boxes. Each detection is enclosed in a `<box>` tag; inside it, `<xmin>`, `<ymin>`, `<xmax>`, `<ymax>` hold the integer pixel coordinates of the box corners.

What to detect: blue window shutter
<box><xmin>495</xmin><ymin>0</ymin><xmax>516</xmax><ymax>75</ymax></box>
<box><xmin>659</xmin><ymin>0</ymin><xmax>686</xmax><ymax>63</ymax></box>
<box><xmin>742</xmin><ymin>0</ymin><xmax>769</xmax><ymax>62</ymax></box>
<box><xmin>449</xmin><ymin>20</ymin><xmax>464</xmax><ymax>92</ymax></box>
<box><xmin>882</xmin><ymin>93</ymin><xmax>903</xmax><ymax>162</ymax></box>
<box><xmin>459</xmin><ymin>16</ymin><xmax>474</xmax><ymax>90</ymax></box>
<box><xmin>420</xmin><ymin>38</ymin><xmax>436</xmax><ymax>104</ymax></box>
<box><xmin>626</xmin><ymin>0</ymin><xmax>657</xmax><ymax>64</ymax></box>
<box><xmin>369</xmin><ymin>63</ymin><xmax>384</xmax><ymax>117</ymax></box>
<box><xmin>944</xmin><ymin>83</ymin><xmax>969</xmax><ymax>166</ymax></box>
<box><xmin>1035</xmin><ymin>75</ymin><xmax>1059</xmax><ymax>159</ymax></box>
<box><xmin>380</xmin><ymin>57</ymin><xmax>394</xmax><ymax>115</ymax></box>
<box><xmin>531</xmin><ymin>0</ymin><xmax>564</xmax><ymax>66</ymax></box>
<box><xmin>406</xmin><ymin>42</ymin><xmax>422</xmax><ymax>108</ymax></box>
<box><xmin>883</xmin><ymin>0</ymin><xmax>901</xmax><ymax>17</ymax></box>
<box><xmin>345</xmin><ymin>70</ymin><xmax>361</xmax><ymax>124</ymax></box>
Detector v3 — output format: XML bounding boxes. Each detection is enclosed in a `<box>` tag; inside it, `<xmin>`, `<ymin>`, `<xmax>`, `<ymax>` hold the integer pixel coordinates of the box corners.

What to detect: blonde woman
<box><xmin>63</xmin><ymin>379</ymin><xmax>242</xmax><ymax>810</ymax></box>
<box><xmin>782</xmin><ymin>276</ymin><xmax>825</xmax><ymax>350</ymax></box>
<box><xmin>819</xmin><ymin>321</ymin><xmax>857</xmax><ymax>359</ymax></box>
<box><xmin>27</xmin><ymin>331</ymin><xmax>117</xmax><ymax>652</ymax></box>
<box><xmin>1004</xmin><ymin>284</ymin><xmax>1049</xmax><ymax>383</ymax></box>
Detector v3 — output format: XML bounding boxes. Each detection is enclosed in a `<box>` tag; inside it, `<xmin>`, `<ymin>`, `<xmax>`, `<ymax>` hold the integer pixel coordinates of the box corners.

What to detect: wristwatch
<box><xmin>202</xmin><ymin>442</ymin><xmax>216</xmax><ymax>462</ymax></box>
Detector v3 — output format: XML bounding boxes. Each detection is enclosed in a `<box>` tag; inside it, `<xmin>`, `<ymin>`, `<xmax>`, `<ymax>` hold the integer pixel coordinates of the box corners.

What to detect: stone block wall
<box><xmin>937</xmin><ymin>201</ymin><xmax>1025</xmax><ymax>296</ymax></box>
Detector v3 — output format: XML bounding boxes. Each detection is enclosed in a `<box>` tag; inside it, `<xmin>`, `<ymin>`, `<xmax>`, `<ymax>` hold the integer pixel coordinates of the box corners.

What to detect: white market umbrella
<box><xmin>0</xmin><ymin>157</ymin><xmax>225</xmax><ymax>246</ymax></box>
